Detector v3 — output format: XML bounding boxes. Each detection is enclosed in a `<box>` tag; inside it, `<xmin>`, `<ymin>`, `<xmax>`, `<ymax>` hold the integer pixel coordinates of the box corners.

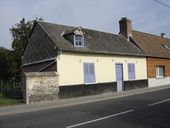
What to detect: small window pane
<box><xmin>89</xmin><ymin>64</ymin><xmax>94</xmax><ymax>74</ymax></box>
<box><xmin>156</xmin><ymin>66</ymin><xmax>164</xmax><ymax>77</ymax></box>
<box><xmin>84</xmin><ymin>63</ymin><xmax>89</xmax><ymax>74</ymax></box>
<box><xmin>74</xmin><ymin>35</ymin><xmax>84</xmax><ymax>47</ymax></box>
<box><xmin>159</xmin><ymin>67</ymin><xmax>163</xmax><ymax>76</ymax></box>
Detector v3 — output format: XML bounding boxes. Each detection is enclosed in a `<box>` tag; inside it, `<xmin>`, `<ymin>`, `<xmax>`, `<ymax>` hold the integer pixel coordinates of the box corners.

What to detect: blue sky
<box><xmin>0</xmin><ymin>0</ymin><xmax>170</xmax><ymax>48</ymax></box>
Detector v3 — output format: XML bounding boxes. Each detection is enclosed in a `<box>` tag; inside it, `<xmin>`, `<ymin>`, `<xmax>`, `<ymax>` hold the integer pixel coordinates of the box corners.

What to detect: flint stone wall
<box><xmin>24</xmin><ymin>72</ymin><xmax>59</xmax><ymax>104</ymax></box>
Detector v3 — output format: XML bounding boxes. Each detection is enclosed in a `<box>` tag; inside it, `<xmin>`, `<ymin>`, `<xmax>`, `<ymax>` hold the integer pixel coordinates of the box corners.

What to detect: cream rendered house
<box><xmin>22</xmin><ymin>20</ymin><xmax>147</xmax><ymax>99</ymax></box>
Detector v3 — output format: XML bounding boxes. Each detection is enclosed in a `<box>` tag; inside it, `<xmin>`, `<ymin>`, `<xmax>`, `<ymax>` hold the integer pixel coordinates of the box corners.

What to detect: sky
<box><xmin>0</xmin><ymin>0</ymin><xmax>170</xmax><ymax>49</ymax></box>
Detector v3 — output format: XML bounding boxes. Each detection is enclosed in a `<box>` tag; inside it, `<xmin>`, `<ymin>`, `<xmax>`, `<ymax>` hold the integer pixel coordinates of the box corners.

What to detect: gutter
<box><xmin>61</xmin><ymin>49</ymin><xmax>146</xmax><ymax>58</ymax></box>
<box><xmin>22</xmin><ymin>57</ymin><xmax>56</xmax><ymax>67</ymax></box>
<box><xmin>39</xmin><ymin>60</ymin><xmax>57</xmax><ymax>72</ymax></box>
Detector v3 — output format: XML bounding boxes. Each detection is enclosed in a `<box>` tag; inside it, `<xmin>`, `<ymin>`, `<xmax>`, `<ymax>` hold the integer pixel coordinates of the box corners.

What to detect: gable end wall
<box><xmin>22</xmin><ymin>23</ymin><xmax>58</xmax><ymax>65</ymax></box>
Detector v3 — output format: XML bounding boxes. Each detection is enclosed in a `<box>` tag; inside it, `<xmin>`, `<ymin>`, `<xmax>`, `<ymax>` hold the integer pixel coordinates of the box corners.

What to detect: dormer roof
<box><xmin>63</xmin><ymin>26</ymin><xmax>86</xmax><ymax>36</ymax></box>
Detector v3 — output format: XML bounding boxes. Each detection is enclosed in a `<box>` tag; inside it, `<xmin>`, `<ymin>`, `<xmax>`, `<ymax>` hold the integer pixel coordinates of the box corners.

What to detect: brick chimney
<box><xmin>119</xmin><ymin>17</ymin><xmax>132</xmax><ymax>40</ymax></box>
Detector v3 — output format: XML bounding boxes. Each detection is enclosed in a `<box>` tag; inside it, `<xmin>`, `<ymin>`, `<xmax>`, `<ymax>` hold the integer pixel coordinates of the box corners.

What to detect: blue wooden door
<box><xmin>116</xmin><ymin>64</ymin><xmax>124</xmax><ymax>92</ymax></box>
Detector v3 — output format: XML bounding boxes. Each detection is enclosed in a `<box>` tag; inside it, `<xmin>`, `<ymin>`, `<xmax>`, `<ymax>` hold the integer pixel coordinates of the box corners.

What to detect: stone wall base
<box><xmin>24</xmin><ymin>72</ymin><xmax>59</xmax><ymax>104</ymax></box>
<box><xmin>59</xmin><ymin>79</ymin><xmax>148</xmax><ymax>99</ymax></box>
<box><xmin>23</xmin><ymin>74</ymin><xmax>148</xmax><ymax>103</ymax></box>
<box><xmin>124</xmin><ymin>79</ymin><xmax>148</xmax><ymax>90</ymax></box>
<box><xmin>59</xmin><ymin>82</ymin><xmax>117</xmax><ymax>98</ymax></box>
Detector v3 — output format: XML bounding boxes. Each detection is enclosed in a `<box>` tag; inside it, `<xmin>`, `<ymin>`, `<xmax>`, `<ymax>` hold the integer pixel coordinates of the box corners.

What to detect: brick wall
<box><xmin>147</xmin><ymin>57</ymin><xmax>170</xmax><ymax>78</ymax></box>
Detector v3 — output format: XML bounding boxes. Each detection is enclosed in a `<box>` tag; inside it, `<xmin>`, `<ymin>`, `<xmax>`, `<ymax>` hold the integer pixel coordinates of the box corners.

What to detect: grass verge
<box><xmin>0</xmin><ymin>96</ymin><xmax>24</xmax><ymax>106</ymax></box>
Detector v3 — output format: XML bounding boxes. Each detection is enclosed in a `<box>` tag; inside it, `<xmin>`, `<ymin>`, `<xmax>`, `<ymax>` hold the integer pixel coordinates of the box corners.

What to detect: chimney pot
<box><xmin>161</xmin><ymin>33</ymin><xmax>165</xmax><ymax>38</ymax></box>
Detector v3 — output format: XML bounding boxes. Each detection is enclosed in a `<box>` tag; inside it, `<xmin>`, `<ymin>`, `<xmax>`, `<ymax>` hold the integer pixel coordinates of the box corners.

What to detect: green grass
<box><xmin>0</xmin><ymin>96</ymin><xmax>24</xmax><ymax>106</ymax></box>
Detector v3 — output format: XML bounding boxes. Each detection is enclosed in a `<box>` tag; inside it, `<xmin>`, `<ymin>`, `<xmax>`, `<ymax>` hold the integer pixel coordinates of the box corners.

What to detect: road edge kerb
<box><xmin>1</xmin><ymin>85</ymin><xmax>170</xmax><ymax>116</ymax></box>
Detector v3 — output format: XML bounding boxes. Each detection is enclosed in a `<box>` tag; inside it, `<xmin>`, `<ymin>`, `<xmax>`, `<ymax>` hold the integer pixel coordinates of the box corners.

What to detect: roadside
<box><xmin>0</xmin><ymin>96</ymin><xmax>23</xmax><ymax>107</ymax></box>
<box><xmin>0</xmin><ymin>84</ymin><xmax>170</xmax><ymax>116</ymax></box>
<box><xmin>0</xmin><ymin>92</ymin><xmax>23</xmax><ymax>107</ymax></box>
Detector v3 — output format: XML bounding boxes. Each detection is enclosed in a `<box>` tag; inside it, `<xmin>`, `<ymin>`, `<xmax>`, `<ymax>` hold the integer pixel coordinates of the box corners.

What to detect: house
<box><xmin>119</xmin><ymin>17</ymin><xmax>170</xmax><ymax>87</ymax></box>
<box><xmin>22</xmin><ymin>19</ymin><xmax>148</xmax><ymax>103</ymax></box>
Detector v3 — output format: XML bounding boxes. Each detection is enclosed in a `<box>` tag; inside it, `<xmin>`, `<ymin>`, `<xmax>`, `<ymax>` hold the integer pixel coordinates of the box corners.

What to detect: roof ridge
<box><xmin>37</xmin><ymin>21</ymin><xmax>116</xmax><ymax>36</ymax></box>
<box><xmin>132</xmin><ymin>30</ymin><xmax>170</xmax><ymax>40</ymax></box>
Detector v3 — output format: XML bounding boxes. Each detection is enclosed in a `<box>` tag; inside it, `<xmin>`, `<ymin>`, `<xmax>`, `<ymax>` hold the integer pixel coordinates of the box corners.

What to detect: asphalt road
<box><xmin>1</xmin><ymin>88</ymin><xmax>170</xmax><ymax>128</ymax></box>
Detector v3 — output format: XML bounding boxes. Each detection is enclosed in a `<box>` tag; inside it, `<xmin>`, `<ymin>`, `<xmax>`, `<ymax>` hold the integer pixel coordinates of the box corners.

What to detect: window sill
<box><xmin>74</xmin><ymin>45</ymin><xmax>84</xmax><ymax>47</ymax></box>
<box><xmin>156</xmin><ymin>76</ymin><xmax>165</xmax><ymax>79</ymax></box>
<box><xmin>128</xmin><ymin>79</ymin><xmax>136</xmax><ymax>81</ymax></box>
<box><xmin>84</xmin><ymin>82</ymin><xmax>96</xmax><ymax>85</ymax></box>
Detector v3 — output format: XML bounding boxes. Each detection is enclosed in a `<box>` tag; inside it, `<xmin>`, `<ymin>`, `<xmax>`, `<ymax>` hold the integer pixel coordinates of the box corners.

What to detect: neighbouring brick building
<box><xmin>119</xmin><ymin>17</ymin><xmax>170</xmax><ymax>87</ymax></box>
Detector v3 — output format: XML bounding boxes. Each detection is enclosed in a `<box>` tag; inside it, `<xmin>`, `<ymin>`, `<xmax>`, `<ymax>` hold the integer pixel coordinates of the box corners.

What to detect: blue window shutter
<box><xmin>132</xmin><ymin>64</ymin><xmax>135</xmax><ymax>79</ymax></box>
<box><xmin>128</xmin><ymin>63</ymin><xmax>136</xmax><ymax>80</ymax></box>
<box><xmin>83</xmin><ymin>63</ymin><xmax>95</xmax><ymax>84</ymax></box>
<box><xmin>89</xmin><ymin>63</ymin><xmax>95</xmax><ymax>83</ymax></box>
<box><xmin>89</xmin><ymin>63</ymin><xmax>94</xmax><ymax>74</ymax></box>
<box><xmin>83</xmin><ymin>63</ymin><xmax>89</xmax><ymax>83</ymax></box>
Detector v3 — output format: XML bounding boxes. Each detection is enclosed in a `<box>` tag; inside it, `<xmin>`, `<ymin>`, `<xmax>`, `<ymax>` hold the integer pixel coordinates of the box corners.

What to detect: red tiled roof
<box><xmin>132</xmin><ymin>30</ymin><xmax>170</xmax><ymax>59</ymax></box>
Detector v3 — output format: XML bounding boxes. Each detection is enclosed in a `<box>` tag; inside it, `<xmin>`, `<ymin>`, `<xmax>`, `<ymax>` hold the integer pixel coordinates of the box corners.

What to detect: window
<box><xmin>156</xmin><ymin>66</ymin><xmax>165</xmax><ymax>78</ymax></box>
<box><xmin>128</xmin><ymin>63</ymin><xmax>136</xmax><ymax>80</ymax></box>
<box><xmin>74</xmin><ymin>35</ymin><xmax>84</xmax><ymax>47</ymax></box>
<box><xmin>83</xmin><ymin>63</ymin><xmax>96</xmax><ymax>84</ymax></box>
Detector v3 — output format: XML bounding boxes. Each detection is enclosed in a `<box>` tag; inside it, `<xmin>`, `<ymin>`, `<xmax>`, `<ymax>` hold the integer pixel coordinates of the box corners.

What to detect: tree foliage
<box><xmin>10</xmin><ymin>18</ymin><xmax>33</xmax><ymax>58</ymax></box>
<box><xmin>0</xmin><ymin>47</ymin><xmax>14</xmax><ymax>79</ymax></box>
<box><xmin>0</xmin><ymin>17</ymin><xmax>43</xmax><ymax>80</ymax></box>
<box><xmin>9</xmin><ymin>18</ymin><xmax>33</xmax><ymax>79</ymax></box>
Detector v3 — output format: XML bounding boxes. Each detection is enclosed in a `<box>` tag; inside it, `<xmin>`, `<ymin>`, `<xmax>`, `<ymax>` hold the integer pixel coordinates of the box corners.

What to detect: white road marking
<box><xmin>66</xmin><ymin>110</ymin><xmax>134</xmax><ymax>128</ymax></box>
<box><xmin>148</xmin><ymin>98</ymin><xmax>170</xmax><ymax>107</ymax></box>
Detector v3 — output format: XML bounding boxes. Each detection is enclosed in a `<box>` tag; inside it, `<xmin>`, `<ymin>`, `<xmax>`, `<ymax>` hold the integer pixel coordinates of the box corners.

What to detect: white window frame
<box><xmin>74</xmin><ymin>35</ymin><xmax>84</xmax><ymax>47</ymax></box>
<box><xmin>156</xmin><ymin>66</ymin><xmax>165</xmax><ymax>78</ymax></box>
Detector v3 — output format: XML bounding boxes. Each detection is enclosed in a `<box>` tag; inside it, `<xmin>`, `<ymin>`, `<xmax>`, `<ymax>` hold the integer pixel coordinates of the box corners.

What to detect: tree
<box><xmin>10</xmin><ymin>18</ymin><xmax>33</xmax><ymax>56</ymax></box>
<box><xmin>0</xmin><ymin>47</ymin><xmax>14</xmax><ymax>79</ymax></box>
<box><xmin>10</xmin><ymin>17</ymin><xmax>43</xmax><ymax>53</ymax></box>
<box><xmin>9</xmin><ymin>17</ymin><xmax>43</xmax><ymax>79</ymax></box>
<box><xmin>9</xmin><ymin>18</ymin><xmax>33</xmax><ymax>78</ymax></box>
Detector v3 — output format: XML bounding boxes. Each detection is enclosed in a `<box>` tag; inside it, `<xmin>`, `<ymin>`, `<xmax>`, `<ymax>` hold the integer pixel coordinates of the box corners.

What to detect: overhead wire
<box><xmin>153</xmin><ymin>0</ymin><xmax>170</xmax><ymax>8</ymax></box>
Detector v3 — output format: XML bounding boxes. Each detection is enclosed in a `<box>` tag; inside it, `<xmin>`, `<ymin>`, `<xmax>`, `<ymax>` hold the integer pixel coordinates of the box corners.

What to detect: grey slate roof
<box><xmin>23</xmin><ymin>21</ymin><xmax>146</xmax><ymax>65</ymax></box>
<box><xmin>37</xmin><ymin>21</ymin><xmax>145</xmax><ymax>56</ymax></box>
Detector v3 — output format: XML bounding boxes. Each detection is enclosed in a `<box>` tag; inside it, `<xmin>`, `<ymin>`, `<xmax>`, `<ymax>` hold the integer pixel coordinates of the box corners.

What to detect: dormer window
<box><xmin>74</xmin><ymin>35</ymin><xmax>84</xmax><ymax>47</ymax></box>
<box><xmin>63</xmin><ymin>26</ymin><xmax>86</xmax><ymax>47</ymax></box>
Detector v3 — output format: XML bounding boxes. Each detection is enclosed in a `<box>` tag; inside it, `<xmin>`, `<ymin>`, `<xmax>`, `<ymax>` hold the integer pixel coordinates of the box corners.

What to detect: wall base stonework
<box><xmin>148</xmin><ymin>77</ymin><xmax>170</xmax><ymax>87</ymax></box>
<box><xmin>24</xmin><ymin>72</ymin><xmax>59</xmax><ymax>104</ymax></box>
<box><xmin>124</xmin><ymin>79</ymin><xmax>148</xmax><ymax>90</ymax></box>
<box><xmin>58</xmin><ymin>80</ymin><xmax>148</xmax><ymax>99</ymax></box>
<box><xmin>59</xmin><ymin>82</ymin><xmax>117</xmax><ymax>98</ymax></box>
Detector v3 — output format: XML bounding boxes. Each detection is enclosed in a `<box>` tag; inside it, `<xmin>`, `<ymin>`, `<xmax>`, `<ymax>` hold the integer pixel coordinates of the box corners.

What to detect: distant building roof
<box><xmin>132</xmin><ymin>30</ymin><xmax>170</xmax><ymax>59</ymax></box>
